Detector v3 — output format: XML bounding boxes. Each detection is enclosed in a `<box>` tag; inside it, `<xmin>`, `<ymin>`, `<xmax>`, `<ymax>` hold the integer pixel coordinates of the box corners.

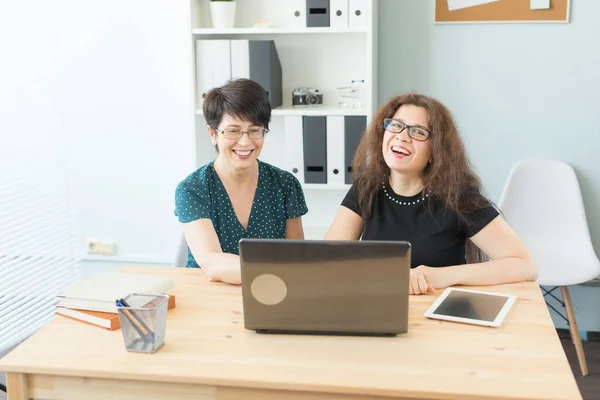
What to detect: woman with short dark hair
<box><xmin>325</xmin><ymin>93</ymin><xmax>537</xmax><ymax>294</ymax></box>
<box><xmin>174</xmin><ymin>79</ymin><xmax>308</xmax><ymax>284</ymax></box>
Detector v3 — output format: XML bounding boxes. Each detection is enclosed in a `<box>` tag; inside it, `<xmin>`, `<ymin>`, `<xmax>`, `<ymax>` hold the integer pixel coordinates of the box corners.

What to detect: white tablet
<box><xmin>423</xmin><ymin>288</ymin><xmax>517</xmax><ymax>327</ymax></box>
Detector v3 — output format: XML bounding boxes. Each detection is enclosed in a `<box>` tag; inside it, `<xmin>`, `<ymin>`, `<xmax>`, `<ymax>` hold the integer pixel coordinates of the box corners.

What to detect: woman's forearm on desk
<box><xmin>183</xmin><ymin>219</ymin><xmax>242</xmax><ymax>285</ymax></box>
<box><xmin>415</xmin><ymin>257</ymin><xmax>537</xmax><ymax>293</ymax></box>
<box><xmin>441</xmin><ymin>257</ymin><xmax>538</xmax><ymax>287</ymax></box>
<box><xmin>199</xmin><ymin>252</ymin><xmax>242</xmax><ymax>285</ymax></box>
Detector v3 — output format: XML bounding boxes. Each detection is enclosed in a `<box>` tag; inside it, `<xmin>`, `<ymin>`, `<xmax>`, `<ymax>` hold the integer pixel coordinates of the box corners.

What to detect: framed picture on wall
<box><xmin>434</xmin><ymin>0</ymin><xmax>571</xmax><ymax>23</ymax></box>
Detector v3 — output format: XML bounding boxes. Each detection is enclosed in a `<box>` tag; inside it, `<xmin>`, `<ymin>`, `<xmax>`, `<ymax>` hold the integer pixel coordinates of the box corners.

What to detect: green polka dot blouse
<box><xmin>174</xmin><ymin>160</ymin><xmax>309</xmax><ymax>268</ymax></box>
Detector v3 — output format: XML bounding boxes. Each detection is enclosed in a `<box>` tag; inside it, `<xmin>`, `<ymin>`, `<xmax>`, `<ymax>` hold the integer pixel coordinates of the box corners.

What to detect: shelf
<box><xmin>192</xmin><ymin>27</ymin><xmax>367</xmax><ymax>35</ymax></box>
<box><xmin>195</xmin><ymin>107</ymin><xmax>366</xmax><ymax>117</ymax></box>
<box><xmin>272</xmin><ymin>106</ymin><xmax>366</xmax><ymax>116</ymax></box>
<box><xmin>302</xmin><ymin>184</ymin><xmax>351</xmax><ymax>191</ymax></box>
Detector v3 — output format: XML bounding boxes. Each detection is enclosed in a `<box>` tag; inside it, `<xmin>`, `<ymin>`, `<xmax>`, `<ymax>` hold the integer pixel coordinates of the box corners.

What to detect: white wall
<box><xmin>378</xmin><ymin>0</ymin><xmax>600</xmax><ymax>332</ymax></box>
<box><xmin>63</xmin><ymin>0</ymin><xmax>196</xmax><ymax>264</ymax></box>
<box><xmin>1</xmin><ymin>0</ymin><xmax>196</xmax><ymax>266</ymax></box>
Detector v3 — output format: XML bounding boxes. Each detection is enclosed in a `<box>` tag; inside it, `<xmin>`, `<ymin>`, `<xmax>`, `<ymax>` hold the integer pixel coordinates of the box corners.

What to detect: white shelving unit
<box><xmin>303</xmin><ymin>183</ymin><xmax>352</xmax><ymax>191</ymax></box>
<box><xmin>192</xmin><ymin>27</ymin><xmax>367</xmax><ymax>35</ymax></box>
<box><xmin>189</xmin><ymin>0</ymin><xmax>377</xmax><ymax>237</ymax></box>
<box><xmin>196</xmin><ymin>106</ymin><xmax>367</xmax><ymax>117</ymax></box>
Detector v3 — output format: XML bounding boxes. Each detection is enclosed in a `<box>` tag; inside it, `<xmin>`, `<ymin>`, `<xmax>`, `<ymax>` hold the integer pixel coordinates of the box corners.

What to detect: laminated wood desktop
<box><xmin>0</xmin><ymin>265</ymin><xmax>582</xmax><ymax>400</ymax></box>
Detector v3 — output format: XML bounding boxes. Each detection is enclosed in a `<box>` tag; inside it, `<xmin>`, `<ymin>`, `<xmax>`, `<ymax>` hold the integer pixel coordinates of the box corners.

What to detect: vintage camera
<box><xmin>292</xmin><ymin>87</ymin><xmax>323</xmax><ymax>107</ymax></box>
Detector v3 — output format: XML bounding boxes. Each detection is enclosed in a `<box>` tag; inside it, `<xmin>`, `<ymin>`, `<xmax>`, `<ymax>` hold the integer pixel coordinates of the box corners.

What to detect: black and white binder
<box><xmin>302</xmin><ymin>116</ymin><xmax>328</xmax><ymax>184</ymax></box>
<box><xmin>344</xmin><ymin>115</ymin><xmax>366</xmax><ymax>184</ymax></box>
<box><xmin>306</xmin><ymin>0</ymin><xmax>331</xmax><ymax>27</ymax></box>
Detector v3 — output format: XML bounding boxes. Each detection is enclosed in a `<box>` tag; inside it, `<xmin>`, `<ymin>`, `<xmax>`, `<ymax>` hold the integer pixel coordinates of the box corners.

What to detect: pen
<box><xmin>119</xmin><ymin>298</ymin><xmax>155</xmax><ymax>341</ymax></box>
<box><xmin>119</xmin><ymin>298</ymin><xmax>154</xmax><ymax>340</ymax></box>
<box><xmin>116</xmin><ymin>300</ymin><xmax>153</xmax><ymax>342</ymax></box>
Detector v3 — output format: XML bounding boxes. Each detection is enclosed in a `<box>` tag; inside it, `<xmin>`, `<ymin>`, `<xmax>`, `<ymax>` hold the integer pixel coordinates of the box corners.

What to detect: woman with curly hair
<box><xmin>325</xmin><ymin>93</ymin><xmax>537</xmax><ymax>295</ymax></box>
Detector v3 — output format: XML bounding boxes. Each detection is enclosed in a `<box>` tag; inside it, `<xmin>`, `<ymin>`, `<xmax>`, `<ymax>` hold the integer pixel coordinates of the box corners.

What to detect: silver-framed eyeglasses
<box><xmin>384</xmin><ymin>118</ymin><xmax>432</xmax><ymax>142</ymax></box>
<box><xmin>215</xmin><ymin>127</ymin><xmax>268</xmax><ymax>140</ymax></box>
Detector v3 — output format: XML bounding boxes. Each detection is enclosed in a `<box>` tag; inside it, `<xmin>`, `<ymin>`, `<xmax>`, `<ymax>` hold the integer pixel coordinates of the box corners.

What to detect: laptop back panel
<box><xmin>239</xmin><ymin>239</ymin><xmax>410</xmax><ymax>335</ymax></box>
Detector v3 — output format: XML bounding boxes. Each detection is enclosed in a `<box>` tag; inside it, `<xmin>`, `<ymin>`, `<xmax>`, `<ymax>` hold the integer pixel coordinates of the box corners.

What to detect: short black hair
<box><xmin>203</xmin><ymin>78</ymin><xmax>271</xmax><ymax>131</ymax></box>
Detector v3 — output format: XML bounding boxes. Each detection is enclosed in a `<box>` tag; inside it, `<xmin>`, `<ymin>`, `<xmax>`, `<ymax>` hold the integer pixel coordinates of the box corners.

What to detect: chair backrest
<box><xmin>173</xmin><ymin>233</ymin><xmax>189</xmax><ymax>268</ymax></box>
<box><xmin>498</xmin><ymin>159</ymin><xmax>598</xmax><ymax>263</ymax></box>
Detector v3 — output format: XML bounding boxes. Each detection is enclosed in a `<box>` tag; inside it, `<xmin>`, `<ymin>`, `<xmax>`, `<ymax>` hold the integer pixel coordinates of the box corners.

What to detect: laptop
<box><xmin>238</xmin><ymin>239</ymin><xmax>411</xmax><ymax>336</ymax></box>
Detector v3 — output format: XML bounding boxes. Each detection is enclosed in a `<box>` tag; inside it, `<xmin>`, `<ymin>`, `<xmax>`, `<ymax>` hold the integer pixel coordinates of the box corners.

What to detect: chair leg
<box><xmin>560</xmin><ymin>286</ymin><xmax>588</xmax><ymax>376</ymax></box>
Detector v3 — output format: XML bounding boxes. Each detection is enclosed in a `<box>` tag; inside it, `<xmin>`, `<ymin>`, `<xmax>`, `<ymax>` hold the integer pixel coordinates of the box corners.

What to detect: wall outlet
<box><xmin>85</xmin><ymin>238</ymin><xmax>118</xmax><ymax>256</ymax></box>
<box><xmin>86</xmin><ymin>238</ymin><xmax>101</xmax><ymax>254</ymax></box>
<box><xmin>98</xmin><ymin>240</ymin><xmax>117</xmax><ymax>256</ymax></box>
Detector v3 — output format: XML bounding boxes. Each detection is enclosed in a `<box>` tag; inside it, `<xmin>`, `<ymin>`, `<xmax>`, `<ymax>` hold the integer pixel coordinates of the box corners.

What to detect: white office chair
<box><xmin>498</xmin><ymin>159</ymin><xmax>600</xmax><ymax>376</ymax></box>
<box><xmin>174</xmin><ymin>233</ymin><xmax>189</xmax><ymax>268</ymax></box>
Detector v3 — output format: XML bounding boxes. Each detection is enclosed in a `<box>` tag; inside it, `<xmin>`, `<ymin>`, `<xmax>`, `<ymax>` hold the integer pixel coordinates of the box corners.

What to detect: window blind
<box><xmin>0</xmin><ymin>170</ymin><xmax>80</xmax><ymax>354</ymax></box>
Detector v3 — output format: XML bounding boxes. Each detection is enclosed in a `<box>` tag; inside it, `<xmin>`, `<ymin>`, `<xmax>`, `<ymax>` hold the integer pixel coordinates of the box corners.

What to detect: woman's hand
<box><xmin>409</xmin><ymin>266</ymin><xmax>436</xmax><ymax>295</ymax></box>
<box><xmin>409</xmin><ymin>265</ymin><xmax>454</xmax><ymax>295</ymax></box>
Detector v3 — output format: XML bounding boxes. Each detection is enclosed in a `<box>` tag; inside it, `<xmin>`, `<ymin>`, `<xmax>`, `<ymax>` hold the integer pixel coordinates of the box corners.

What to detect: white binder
<box><xmin>230</xmin><ymin>40</ymin><xmax>250</xmax><ymax>80</ymax></box>
<box><xmin>195</xmin><ymin>40</ymin><xmax>213</xmax><ymax>105</ymax></box>
<box><xmin>348</xmin><ymin>0</ymin><xmax>368</xmax><ymax>29</ymax></box>
<box><xmin>326</xmin><ymin>116</ymin><xmax>345</xmax><ymax>185</ymax></box>
<box><xmin>287</xmin><ymin>0</ymin><xmax>307</xmax><ymax>28</ymax></box>
<box><xmin>330</xmin><ymin>0</ymin><xmax>349</xmax><ymax>28</ymax></box>
<box><xmin>284</xmin><ymin>116</ymin><xmax>305</xmax><ymax>184</ymax></box>
<box><xmin>212</xmin><ymin>40</ymin><xmax>232</xmax><ymax>88</ymax></box>
<box><xmin>195</xmin><ymin>40</ymin><xmax>231</xmax><ymax>103</ymax></box>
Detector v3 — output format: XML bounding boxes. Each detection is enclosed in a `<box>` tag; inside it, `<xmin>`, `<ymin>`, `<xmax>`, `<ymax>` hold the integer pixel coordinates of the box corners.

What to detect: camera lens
<box><xmin>306</xmin><ymin>94</ymin><xmax>318</xmax><ymax>105</ymax></box>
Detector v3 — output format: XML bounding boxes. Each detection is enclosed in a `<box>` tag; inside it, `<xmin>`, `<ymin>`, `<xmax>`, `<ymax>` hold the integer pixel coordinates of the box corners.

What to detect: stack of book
<box><xmin>55</xmin><ymin>272</ymin><xmax>176</xmax><ymax>330</ymax></box>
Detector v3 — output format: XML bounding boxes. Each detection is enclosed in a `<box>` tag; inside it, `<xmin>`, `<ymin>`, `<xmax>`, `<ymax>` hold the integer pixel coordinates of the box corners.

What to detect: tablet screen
<box><xmin>433</xmin><ymin>290</ymin><xmax>510</xmax><ymax>322</ymax></box>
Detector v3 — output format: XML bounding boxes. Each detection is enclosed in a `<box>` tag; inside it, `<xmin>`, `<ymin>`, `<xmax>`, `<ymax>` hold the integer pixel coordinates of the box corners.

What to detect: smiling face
<box><xmin>210</xmin><ymin>113</ymin><xmax>265</xmax><ymax>171</ymax></box>
<box><xmin>382</xmin><ymin>104</ymin><xmax>432</xmax><ymax>177</ymax></box>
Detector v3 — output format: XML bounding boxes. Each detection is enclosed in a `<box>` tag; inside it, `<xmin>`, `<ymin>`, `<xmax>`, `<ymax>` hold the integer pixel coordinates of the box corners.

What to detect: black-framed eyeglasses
<box><xmin>215</xmin><ymin>127</ymin><xmax>269</xmax><ymax>140</ymax></box>
<box><xmin>384</xmin><ymin>118</ymin><xmax>432</xmax><ymax>142</ymax></box>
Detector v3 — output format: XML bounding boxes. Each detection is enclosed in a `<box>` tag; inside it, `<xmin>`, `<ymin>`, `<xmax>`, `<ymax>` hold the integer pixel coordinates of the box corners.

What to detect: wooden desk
<box><xmin>0</xmin><ymin>265</ymin><xmax>581</xmax><ymax>400</ymax></box>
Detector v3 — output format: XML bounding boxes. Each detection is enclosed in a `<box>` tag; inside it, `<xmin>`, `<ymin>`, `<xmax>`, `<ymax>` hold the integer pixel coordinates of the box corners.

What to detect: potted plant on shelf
<box><xmin>210</xmin><ymin>0</ymin><xmax>236</xmax><ymax>29</ymax></box>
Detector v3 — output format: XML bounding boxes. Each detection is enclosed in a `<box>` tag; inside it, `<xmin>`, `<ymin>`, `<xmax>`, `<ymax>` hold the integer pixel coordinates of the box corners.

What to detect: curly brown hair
<box><xmin>352</xmin><ymin>93</ymin><xmax>491</xmax><ymax>263</ymax></box>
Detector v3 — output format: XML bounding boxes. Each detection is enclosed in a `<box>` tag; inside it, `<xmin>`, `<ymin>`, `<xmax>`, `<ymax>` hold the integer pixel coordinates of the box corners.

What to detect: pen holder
<box><xmin>116</xmin><ymin>293</ymin><xmax>168</xmax><ymax>354</ymax></box>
